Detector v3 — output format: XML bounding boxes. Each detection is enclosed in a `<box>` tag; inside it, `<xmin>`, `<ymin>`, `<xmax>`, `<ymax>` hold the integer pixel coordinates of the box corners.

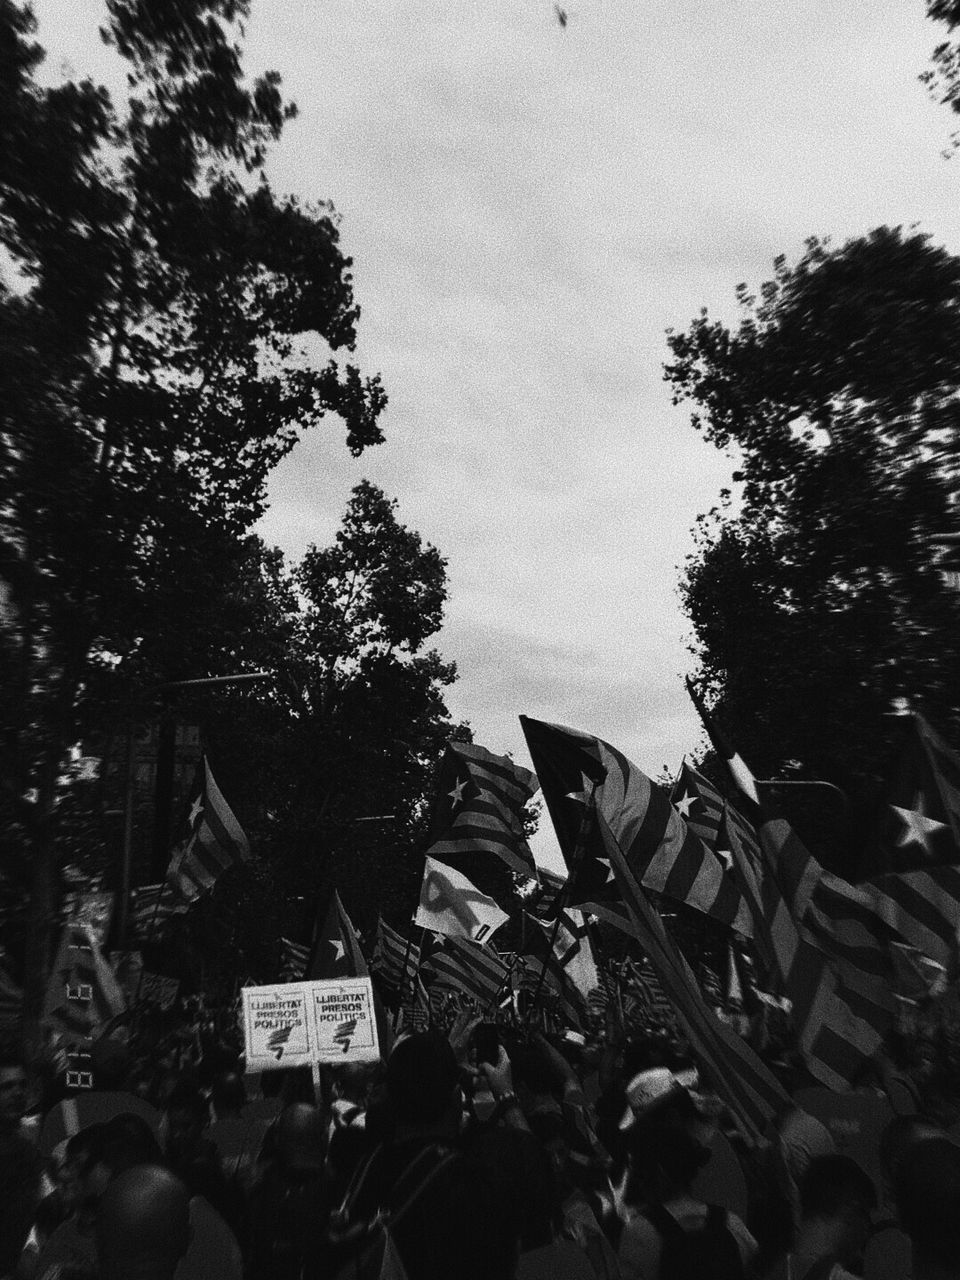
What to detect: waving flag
<box><xmin>427</xmin><ymin>740</ymin><xmax>538</xmax><ymax>877</ymax></box>
<box><xmin>306</xmin><ymin>891</ymin><xmax>368</xmax><ymax>981</ymax></box>
<box><xmin>279</xmin><ymin>937</ymin><xmax>309</xmax><ymax>983</ymax></box>
<box><xmin>414</xmin><ymin>858</ymin><xmax>510</xmax><ymax>943</ymax></box>
<box><xmin>520</xmin><ymin>716</ymin><xmax>753</xmax><ymax>937</ymax></box>
<box><xmin>372</xmin><ymin>918</ymin><xmax>421</xmax><ymax>989</ymax></box>
<box><xmin>166</xmin><ymin>757</ymin><xmax>251</xmax><ymax>904</ymax></box>
<box><xmin>424</xmin><ymin>936</ymin><xmax>512</xmax><ymax>1008</ymax></box>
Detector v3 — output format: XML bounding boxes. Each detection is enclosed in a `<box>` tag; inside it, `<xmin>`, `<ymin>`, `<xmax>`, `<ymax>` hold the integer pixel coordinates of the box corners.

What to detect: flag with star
<box><xmin>856</xmin><ymin>713</ymin><xmax>960</xmax><ymax>969</ymax></box>
<box><xmin>165</xmin><ymin>756</ymin><xmax>252</xmax><ymax>905</ymax></box>
<box><xmin>427</xmin><ymin>740</ymin><xmax>538</xmax><ymax>878</ymax></box>
<box><xmin>305</xmin><ymin>890</ymin><xmax>369</xmax><ymax>980</ymax></box>
<box><xmin>519</xmin><ymin>716</ymin><xmax>753</xmax><ymax>935</ymax></box>
<box><xmin>868</xmin><ymin>713</ymin><xmax>960</xmax><ymax>874</ymax></box>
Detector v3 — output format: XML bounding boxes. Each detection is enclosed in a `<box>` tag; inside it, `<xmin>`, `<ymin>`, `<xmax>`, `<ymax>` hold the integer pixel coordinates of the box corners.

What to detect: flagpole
<box><xmin>529</xmin><ymin>781</ymin><xmax>598</xmax><ymax>1019</ymax></box>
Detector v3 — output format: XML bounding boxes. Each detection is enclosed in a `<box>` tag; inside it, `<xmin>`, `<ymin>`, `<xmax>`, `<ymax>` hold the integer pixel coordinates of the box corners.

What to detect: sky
<box><xmin>32</xmin><ymin>0</ymin><xmax>960</xmax><ymax>868</ymax></box>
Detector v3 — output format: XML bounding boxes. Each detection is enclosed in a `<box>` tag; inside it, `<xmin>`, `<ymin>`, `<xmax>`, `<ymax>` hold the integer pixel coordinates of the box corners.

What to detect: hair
<box><xmin>625</xmin><ymin>1120</ymin><xmax>710</xmax><ymax>1203</ymax></box>
<box><xmin>799</xmin><ymin>1154</ymin><xmax>877</xmax><ymax>1223</ymax></box>
<box><xmin>102</xmin><ymin>1112</ymin><xmax>164</xmax><ymax>1176</ymax></box>
<box><xmin>895</xmin><ymin>1137</ymin><xmax>960</xmax><ymax>1272</ymax></box>
<box><xmin>386</xmin><ymin>1032</ymin><xmax>459</xmax><ymax>1128</ymax></box>
<box><xmin>211</xmin><ymin>1070</ymin><xmax>246</xmax><ymax>1114</ymax></box>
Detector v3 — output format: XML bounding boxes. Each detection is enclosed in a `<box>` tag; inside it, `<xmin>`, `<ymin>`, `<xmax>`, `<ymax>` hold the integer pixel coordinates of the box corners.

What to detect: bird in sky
<box><xmin>554</xmin><ymin>5</ymin><xmax>568</xmax><ymax>27</ymax></box>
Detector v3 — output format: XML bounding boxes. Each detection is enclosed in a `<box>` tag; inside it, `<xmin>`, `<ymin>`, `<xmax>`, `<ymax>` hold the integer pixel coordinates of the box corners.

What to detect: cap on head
<box><xmin>619</xmin><ymin>1067</ymin><xmax>693</xmax><ymax>1131</ymax></box>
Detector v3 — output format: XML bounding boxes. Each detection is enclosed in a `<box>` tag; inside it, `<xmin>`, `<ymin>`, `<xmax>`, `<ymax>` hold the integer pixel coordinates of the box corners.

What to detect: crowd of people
<box><xmin>4</xmin><ymin>994</ymin><xmax>960</xmax><ymax>1280</ymax></box>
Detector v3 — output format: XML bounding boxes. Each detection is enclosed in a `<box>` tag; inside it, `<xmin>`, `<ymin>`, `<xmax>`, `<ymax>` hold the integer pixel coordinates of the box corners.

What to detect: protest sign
<box><xmin>312</xmin><ymin>977</ymin><xmax>380</xmax><ymax>1063</ymax></box>
<box><xmin>242</xmin><ymin>984</ymin><xmax>314</xmax><ymax>1071</ymax></box>
<box><xmin>241</xmin><ymin>977</ymin><xmax>381</xmax><ymax>1071</ymax></box>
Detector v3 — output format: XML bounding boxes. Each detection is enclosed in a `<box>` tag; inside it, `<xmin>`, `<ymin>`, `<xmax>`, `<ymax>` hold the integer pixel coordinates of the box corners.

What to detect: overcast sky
<box><xmin>34</xmin><ymin>1</ymin><xmax>960</xmax><ymax>866</ymax></box>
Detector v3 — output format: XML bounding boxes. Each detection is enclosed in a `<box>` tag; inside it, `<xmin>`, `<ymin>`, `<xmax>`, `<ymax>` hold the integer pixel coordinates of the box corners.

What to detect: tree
<box><xmin>922</xmin><ymin>1</ymin><xmax>960</xmax><ymax>155</ymax></box>
<box><xmin>0</xmin><ymin>0</ymin><xmax>386</xmax><ymax>1017</ymax></box>
<box><xmin>180</xmin><ymin>482</ymin><xmax>463</xmax><ymax>945</ymax></box>
<box><xmin>665</xmin><ymin>228</ymin><xmax>960</xmax><ymax>868</ymax></box>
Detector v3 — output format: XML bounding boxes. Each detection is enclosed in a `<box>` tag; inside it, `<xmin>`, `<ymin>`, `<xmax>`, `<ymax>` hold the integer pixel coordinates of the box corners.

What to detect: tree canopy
<box><xmin>0</xmin><ymin>0</ymin><xmax>387</xmax><ymax>1008</ymax></box>
<box><xmin>665</xmin><ymin>228</ymin><xmax>960</xmax><ymax>866</ymax></box>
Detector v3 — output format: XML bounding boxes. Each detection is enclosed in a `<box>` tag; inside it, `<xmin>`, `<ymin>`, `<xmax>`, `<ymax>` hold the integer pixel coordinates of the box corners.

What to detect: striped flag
<box><xmin>856</xmin><ymin>713</ymin><xmax>960</xmax><ymax>969</ymax></box>
<box><xmin>520</xmin><ymin>717</ymin><xmax>754</xmax><ymax>938</ymax></box>
<box><xmin>525</xmin><ymin>864</ymin><xmax>568</xmax><ymax>920</ymax></box>
<box><xmin>427</xmin><ymin>740</ymin><xmax>538</xmax><ymax>877</ymax></box>
<box><xmin>683</xmin><ymin>686</ymin><xmax>903</xmax><ymax>1087</ymax></box>
<box><xmin>371</xmin><ymin>918</ymin><xmax>421</xmax><ymax>989</ymax></box>
<box><xmin>279</xmin><ymin>937</ymin><xmax>309</xmax><ymax>983</ymax></box>
<box><xmin>424</xmin><ymin>936</ymin><xmax>512</xmax><ymax>1008</ymax></box>
<box><xmin>166</xmin><ymin>757</ymin><xmax>251</xmax><ymax>905</ymax></box>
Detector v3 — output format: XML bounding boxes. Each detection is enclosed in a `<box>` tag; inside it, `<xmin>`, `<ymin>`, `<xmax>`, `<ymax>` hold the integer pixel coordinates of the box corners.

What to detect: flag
<box><xmin>129</xmin><ymin>884</ymin><xmax>188</xmax><ymax>941</ymax></box>
<box><xmin>684</xmin><ymin>686</ymin><xmax>907</xmax><ymax>1087</ymax></box>
<box><xmin>372</xmin><ymin>918</ymin><xmax>421</xmax><ymax>989</ymax></box>
<box><xmin>396</xmin><ymin>976</ymin><xmax>431</xmax><ymax>1034</ymax></box>
<box><xmin>279</xmin><ymin>937</ymin><xmax>309</xmax><ymax>983</ymax></box>
<box><xmin>166</xmin><ymin>757</ymin><xmax>251</xmax><ymax>904</ymax></box>
<box><xmin>305</xmin><ymin>891</ymin><xmax>369</xmax><ymax>981</ymax></box>
<box><xmin>855</xmin><ymin>713</ymin><xmax>960</xmax><ymax>969</ymax></box>
<box><xmin>520</xmin><ymin>716</ymin><xmax>754</xmax><ymax>937</ymax></box>
<box><xmin>524</xmin><ymin>908</ymin><xmax>599</xmax><ymax>1002</ymax></box>
<box><xmin>424</xmin><ymin>936</ymin><xmax>512</xmax><ymax>1008</ymax></box>
<box><xmin>521</xmin><ymin>916</ymin><xmax>589</xmax><ymax>1030</ymax></box>
<box><xmin>414</xmin><ymin>857</ymin><xmax>510</xmax><ymax>943</ymax></box>
<box><xmin>427</xmin><ymin>740</ymin><xmax>538</xmax><ymax>877</ymax></box>
<box><xmin>41</xmin><ymin>922</ymin><xmax>126</xmax><ymax>1045</ymax></box>
<box><xmin>524</xmin><ymin>864</ymin><xmax>568</xmax><ymax>920</ymax></box>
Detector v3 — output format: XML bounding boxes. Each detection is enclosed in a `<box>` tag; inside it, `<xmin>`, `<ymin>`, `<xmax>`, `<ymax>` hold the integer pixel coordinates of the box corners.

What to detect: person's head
<box><xmin>625</xmin><ymin>1119</ymin><xmax>710</xmax><ymax>1204</ymax></box>
<box><xmin>895</xmin><ymin>1137</ymin><xmax>960</xmax><ymax>1278</ymax></box>
<box><xmin>97</xmin><ymin>1164</ymin><xmax>191</xmax><ymax>1280</ymax></box>
<box><xmin>386</xmin><ymin>1031</ymin><xmax>461</xmax><ymax>1135</ymax></box>
<box><xmin>276</xmin><ymin>1102</ymin><xmax>327</xmax><ymax>1174</ymax></box>
<box><xmin>0</xmin><ymin>1052</ymin><xmax>28</xmax><ymax>1129</ymax></box>
<box><xmin>211</xmin><ymin>1070</ymin><xmax>246</xmax><ymax>1117</ymax></box>
<box><xmin>164</xmin><ymin>1085</ymin><xmax>208</xmax><ymax>1158</ymax></box>
<box><xmin>103</xmin><ymin>1112</ymin><xmax>164</xmax><ymax>1176</ymax></box>
<box><xmin>65</xmin><ymin>1123</ymin><xmax>113</xmax><ymax>1225</ymax></box>
<box><xmin>799</xmin><ymin>1154</ymin><xmax>877</xmax><ymax>1266</ymax></box>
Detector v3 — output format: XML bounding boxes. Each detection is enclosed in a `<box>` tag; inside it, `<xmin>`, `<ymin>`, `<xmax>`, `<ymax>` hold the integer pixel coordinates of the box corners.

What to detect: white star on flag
<box><xmin>891</xmin><ymin>799</ymin><xmax>949</xmax><ymax>858</ymax></box>
<box><xmin>188</xmin><ymin>794</ymin><xmax>203</xmax><ymax>825</ymax></box>
<box><xmin>448</xmin><ymin>777</ymin><xmax>467</xmax><ymax>807</ymax></box>
<box><xmin>674</xmin><ymin>791</ymin><xmax>697</xmax><ymax>818</ymax></box>
<box><xmin>716</xmin><ymin>847</ymin><xmax>733</xmax><ymax>871</ymax></box>
<box><xmin>329</xmin><ymin>938</ymin><xmax>346</xmax><ymax>962</ymax></box>
<box><xmin>565</xmin><ymin>773</ymin><xmax>597</xmax><ymax>806</ymax></box>
<box><xmin>596</xmin><ymin>857</ymin><xmax>615</xmax><ymax>884</ymax></box>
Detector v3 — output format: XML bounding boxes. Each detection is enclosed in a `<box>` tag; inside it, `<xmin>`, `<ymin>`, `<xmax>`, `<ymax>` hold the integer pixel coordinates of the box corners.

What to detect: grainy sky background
<box><xmin>33</xmin><ymin>1</ymin><xmax>960</xmax><ymax>866</ymax></box>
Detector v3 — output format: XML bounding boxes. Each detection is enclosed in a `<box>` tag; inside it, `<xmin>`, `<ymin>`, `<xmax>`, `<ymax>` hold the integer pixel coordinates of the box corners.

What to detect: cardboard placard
<box><xmin>312</xmin><ymin>978</ymin><xmax>380</xmax><ymax>1063</ymax></box>
<box><xmin>241</xmin><ymin>977</ymin><xmax>380</xmax><ymax>1071</ymax></box>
